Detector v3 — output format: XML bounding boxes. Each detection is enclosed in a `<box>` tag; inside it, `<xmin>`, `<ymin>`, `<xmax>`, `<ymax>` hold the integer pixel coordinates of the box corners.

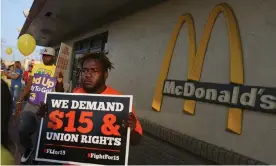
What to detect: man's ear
<box><xmin>104</xmin><ymin>71</ymin><xmax>108</xmax><ymax>80</ymax></box>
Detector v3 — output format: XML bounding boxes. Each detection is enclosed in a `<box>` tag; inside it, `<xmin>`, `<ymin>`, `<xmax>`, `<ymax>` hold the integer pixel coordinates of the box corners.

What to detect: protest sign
<box><xmin>54</xmin><ymin>43</ymin><xmax>72</xmax><ymax>77</ymax></box>
<box><xmin>29</xmin><ymin>74</ymin><xmax>57</xmax><ymax>105</ymax></box>
<box><xmin>35</xmin><ymin>92</ymin><xmax>132</xmax><ymax>165</ymax></box>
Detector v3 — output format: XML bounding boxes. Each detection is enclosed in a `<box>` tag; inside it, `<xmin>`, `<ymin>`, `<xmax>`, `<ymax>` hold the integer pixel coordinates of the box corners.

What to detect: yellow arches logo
<box><xmin>152</xmin><ymin>3</ymin><xmax>244</xmax><ymax>134</ymax></box>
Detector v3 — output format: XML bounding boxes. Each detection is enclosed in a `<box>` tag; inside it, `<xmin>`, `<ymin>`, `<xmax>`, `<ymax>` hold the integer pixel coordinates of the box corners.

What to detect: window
<box><xmin>55</xmin><ymin>48</ymin><xmax>60</xmax><ymax>56</ymax></box>
<box><xmin>54</xmin><ymin>48</ymin><xmax>60</xmax><ymax>65</ymax></box>
<box><xmin>70</xmin><ymin>32</ymin><xmax>108</xmax><ymax>89</ymax></box>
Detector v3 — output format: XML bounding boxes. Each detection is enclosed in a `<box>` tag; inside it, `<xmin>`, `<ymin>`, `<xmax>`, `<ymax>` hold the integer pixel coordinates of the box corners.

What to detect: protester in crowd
<box><xmin>4</xmin><ymin>61</ymin><xmax>23</xmax><ymax>115</ymax></box>
<box><xmin>1</xmin><ymin>62</ymin><xmax>7</xmax><ymax>78</ymax></box>
<box><xmin>1</xmin><ymin>79</ymin><xmax>15</xmax><ymax>165</ymax></box>
<box><xmin>1</xmin><ymin>61</ymin><xmax>6</xmax><ymax>71</ymax></box>
<box><xmin>6</xmin><ymin>65</ymin><xmax>14</xmax><ymax>79</ymax></box>
<box><xmin>22</xmin><ymin>64</ymin><xmax>33</xmax><ymax>101</ymax></box>
<box><xmin>16</xmin><ymin>47</ymin><xmax>63</xmax><ymax>163</ymax></box>
<box><xmin>37</xmin><ymin>52</ymin><xmax>143</xmax><ymax>146</ymax></box>
<box><xmin>23</xmin><ymin>64</ymin><xmax>33</xmax><ymax>83</ymax></box>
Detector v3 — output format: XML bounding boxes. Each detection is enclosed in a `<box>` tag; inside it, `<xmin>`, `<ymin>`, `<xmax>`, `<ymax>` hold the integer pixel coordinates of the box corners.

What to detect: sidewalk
<box><xmin>129</xmin><ymin>133</ymin><xmax>214</xmax><ymax>165</ymax></box>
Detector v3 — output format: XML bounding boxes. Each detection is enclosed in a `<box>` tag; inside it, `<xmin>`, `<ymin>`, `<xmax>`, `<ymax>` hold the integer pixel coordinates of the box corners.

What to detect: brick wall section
<box><xmin>138</xmin><ymin>118</ymin><xmax>267</xmax><ymax>165</ymax></box>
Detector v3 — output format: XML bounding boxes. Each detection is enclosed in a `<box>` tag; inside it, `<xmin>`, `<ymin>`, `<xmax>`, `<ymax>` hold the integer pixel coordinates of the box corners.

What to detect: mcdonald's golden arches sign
<box><xmin>152</xmin><ymin>3</ymin><xmax>276</xmax><ymax>135</ymax></box>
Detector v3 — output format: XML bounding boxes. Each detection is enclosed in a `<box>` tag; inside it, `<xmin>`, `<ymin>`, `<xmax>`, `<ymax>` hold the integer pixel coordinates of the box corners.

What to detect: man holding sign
<box><xmin>37</xmin><ymin>52</ymin><xmax>143</xmax><ymax>164</ymax></box>
<box><xmin>16</xmin><ymin>47</ymin><xmax>64</xmax><ymax>163</ymax></box>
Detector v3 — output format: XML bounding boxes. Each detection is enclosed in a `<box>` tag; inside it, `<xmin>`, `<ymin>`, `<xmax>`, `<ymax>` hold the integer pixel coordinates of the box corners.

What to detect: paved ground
<box><xmin>129</xmin><ymin>133</ymin><xmax>213</xmax><ymax>165</ymax></box>
<box><xmin>9</xmin><ymin>115</ymin><xmax>213</xmax><ymax>165</ymax></box>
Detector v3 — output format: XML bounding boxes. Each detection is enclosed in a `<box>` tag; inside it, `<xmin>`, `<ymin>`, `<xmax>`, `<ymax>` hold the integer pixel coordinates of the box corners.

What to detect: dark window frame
<box><xmin>69</xmin><ymin>32</ymin><xmax>108</xmax><ymax>89</ymax></box>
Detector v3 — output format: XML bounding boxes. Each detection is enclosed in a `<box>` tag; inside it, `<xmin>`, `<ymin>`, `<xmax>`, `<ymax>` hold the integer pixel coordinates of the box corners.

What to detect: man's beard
<box><xmin>82</xmin><ymin>78</ymin><xmax>105</xmax><ymax>94</ymax></box>
<box><xmin>83</xmin><ymin>86</ymin><xmax>98</xmax><ymax>94</ymax></box>
<box><xmin>43</xmin><ymin>61</ymin><xmax>53</xmax><ymax>65</ymax></box>
<box><xmin>43</xmin><ymin>59</ymin><xmax>54</xmax><ymax>65</ymax></box>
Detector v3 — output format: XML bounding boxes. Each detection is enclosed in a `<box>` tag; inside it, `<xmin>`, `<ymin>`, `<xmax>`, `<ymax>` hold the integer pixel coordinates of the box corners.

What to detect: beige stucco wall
<box><xmin>62</xmin><ymin>0</ymin><xmax>276</xmax><ymax>164</ymax></box>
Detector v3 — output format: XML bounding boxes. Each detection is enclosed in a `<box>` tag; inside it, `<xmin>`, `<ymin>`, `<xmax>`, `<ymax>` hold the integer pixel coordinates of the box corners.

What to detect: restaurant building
<box><xmin>20</xmin><ymin>0</ymin><xmax>276</xmax><ymax>164</ymax></box>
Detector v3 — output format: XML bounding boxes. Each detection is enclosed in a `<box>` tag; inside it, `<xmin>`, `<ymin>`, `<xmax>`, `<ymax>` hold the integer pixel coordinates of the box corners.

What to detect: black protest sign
<box><xmin>35</xmin><ymin>92</ymin><xmax>132</xmax><ymax>165</ymax></box>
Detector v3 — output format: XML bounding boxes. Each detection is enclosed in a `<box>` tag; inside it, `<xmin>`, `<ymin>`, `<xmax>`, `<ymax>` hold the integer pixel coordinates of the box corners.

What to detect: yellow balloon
<box><xmin>5</xmin><ymin>48</ymin><xmax>12</xmax><ymax>55</ymax></box>
<box><xmin>17</xmin><ymin>34</ymin><xmax>36</xmax><ymax>56</ymax></box>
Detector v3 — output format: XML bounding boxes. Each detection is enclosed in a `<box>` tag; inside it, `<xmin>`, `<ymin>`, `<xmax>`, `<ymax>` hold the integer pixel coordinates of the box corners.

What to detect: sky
<box><xmin>1</xmin><ymin>0</ymin><xmax>43</xmax><ymax>62</ymax></box>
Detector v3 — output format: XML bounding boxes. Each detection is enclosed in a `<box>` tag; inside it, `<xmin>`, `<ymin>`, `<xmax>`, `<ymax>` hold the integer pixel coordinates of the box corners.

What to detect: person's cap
<box><xmin>40</xmin><ymin>47</ymin><xmax>55</xmax><ymax>56</ymax></box>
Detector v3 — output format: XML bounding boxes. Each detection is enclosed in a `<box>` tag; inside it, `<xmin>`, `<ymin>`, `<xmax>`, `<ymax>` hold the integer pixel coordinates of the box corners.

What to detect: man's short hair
<box><xmin>80</xmin><ymin>52</ymin><xmax>114</xmax><ymax>72</ymax></box>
